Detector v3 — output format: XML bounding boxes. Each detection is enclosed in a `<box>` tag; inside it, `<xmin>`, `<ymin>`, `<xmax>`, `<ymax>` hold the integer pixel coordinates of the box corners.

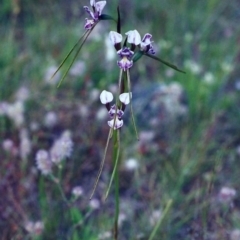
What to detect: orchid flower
<box><xmin>100</xmin><ymin>90</ymin><xmax>132</xmax><ymax>129</ymax></box>
<box><xmin>140</xmin><ymin>33</ymin><xmax>155</xmax><ymax>54</ymax></box>
<box><xmin>83</xmin><ymin>0</ymin><xmax>106</xmax><ymax>29</ymax></box>
<box><xmin>109</xmin><ymin>30</ymin><xmax>141</xmax><ymax>71</ymax></box>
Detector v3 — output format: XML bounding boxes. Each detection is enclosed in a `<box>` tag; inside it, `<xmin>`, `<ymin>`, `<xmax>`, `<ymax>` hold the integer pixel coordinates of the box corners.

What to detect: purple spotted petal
<box><xmin>108</xmin><ymin>105</ymin><xmax>124</xmax><ymax>119</ymax></box>
<box><xmin>117</xmin><ymin>47</ymin><xmax>134</xmax><ymax>58</ymax></box>
<box><xmin>117</xmin><ymin>58</ymin><xmax>133</xmax><ymax>71</ymax></box>
<box><xmin>83</xmin><ymin>6</ymin><xmax>95</xmax><ymax>19</ymax></box>
<box><xmin>95</xmin><ymin>1</ymin><xmax>106</xmax><ymax>16</ymax></box>
<box><xmin>108</xmin><ymin>118</ymin><xmax>123</xmax><ymax>129</ymax></box>
<box><xmin>84</xmin><ymin>18</ymin><xmax>95</xmax><ymax>30</ymax></box>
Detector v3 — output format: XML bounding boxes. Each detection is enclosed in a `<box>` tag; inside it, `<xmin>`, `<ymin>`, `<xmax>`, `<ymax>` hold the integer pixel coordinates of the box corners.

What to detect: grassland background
<box><xmin>1</xmin><ymin>0</ymin><xmax>240</xmax><ymax>239</ymax></box>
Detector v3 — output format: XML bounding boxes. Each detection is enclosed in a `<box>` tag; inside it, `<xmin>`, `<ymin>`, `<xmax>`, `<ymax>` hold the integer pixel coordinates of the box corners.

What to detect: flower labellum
<box><xmin>117</xmin><ymin>47</ymin><xmax>134</xmax><ymax>71</ymax></box>
<box><xmin>108</xmin><ymin>105</ymin><xmax>124</xmax><ymax>119</ymax></box>
<box><xmin>108</xmin><ymin>118</ymin><xmax>123</xmax><ymax>129</ymax></box>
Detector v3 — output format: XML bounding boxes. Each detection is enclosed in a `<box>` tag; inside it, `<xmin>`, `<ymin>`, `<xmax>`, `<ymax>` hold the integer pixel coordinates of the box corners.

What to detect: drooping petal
<box><xmin>90</xmin><ymin>0</ymin><xmax>96</xmax><ymax>7</ymax></box>
<box><xmin>100</xmin><ymin>90</ymin><xmax>114</xmax><ymax>104</ymax></box>
<box><xmin>109</xmin><ymin>31</ymin><xmax>122</xmax><ymax>46</ymax></box>
<box><xmin>119</xmin><ymin>92</ymin><xmax>132</xmax><ymax>105</ymax></box>
<box><xmin>125</xmin><ymin>30</ymin><xmax>141</xmax><ymax>45</ymax></box>
<box><xmin>108</xmin><ymin>118</ymin><xmax>123</xmax><ymax>129</ymax></box>
<box><xmin>95</xmin><ymin>1</ymin><xmax>106</xmax><ymax>16</ymax></box>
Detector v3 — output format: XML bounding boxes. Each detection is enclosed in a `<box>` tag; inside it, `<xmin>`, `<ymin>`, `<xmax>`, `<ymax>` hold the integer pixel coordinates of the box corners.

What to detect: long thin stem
<box><xmin>148</xmin><ymin>199</ymin><xmax>173</xmax><ymax>240</ymax></box>
<box><xmin>126</xmin><ymin>69</ymin><xmax>139</xmax><ymax>140</ymax></box>
<box><xmin>113</xmin><ymin>130</ymin><xmax>120</xmax><ymax>240</ymax></box>
<box><xmin>90</xmin><ymin>128</ymin><xmax>112</xmax><ymax>199</ymax></box>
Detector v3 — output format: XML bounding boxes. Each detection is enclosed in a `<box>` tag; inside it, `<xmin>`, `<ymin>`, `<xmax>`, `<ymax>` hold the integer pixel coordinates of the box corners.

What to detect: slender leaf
<box><xmin>132</xmin><ymin>50</ymin><xmax>144</xmax><ymax>62</ymax></box>
<box><xmin>90</xmin><ymin>128</ymin><xmax>112</xmax><ymax>199</ymax></box>
<box><xmin>50</xmin><ymin>30</ymin><xmax>89</xmax><ymax>81</ymax></box>
<box><xmin>145</xmin><ymin>53</ymin><xmax>186</xmax><ymax>73</ymax></box>
<box><xmin>99</xmin><ymin>14</ymin><xmax>116</xmax><ymax>22</ymax></box>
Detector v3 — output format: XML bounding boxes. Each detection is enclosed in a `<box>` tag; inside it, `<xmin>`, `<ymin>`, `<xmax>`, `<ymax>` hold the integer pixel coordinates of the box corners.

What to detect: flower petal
<box><xmin>108</xmin><ymin>118</ymin><xmax>123</xmax><ymax>129</ymax></box>
<box><xmin>125</xmin><ymin>30</ymin><xmax>141</xmax><ymax>45</ymax></box>
<box><xmin>100</xmin><ymin>90</ymin><xmax>114</xmax><ymax>104</ymax></box>
<box><xmin>84</xmin><ymin>18</ymin><xmax>95</xmax><ymax>30</ymax></box>
<box><xmin>83</xmin><ymin>6</ymin><xmax>95</xmax><ymax>19</ymax></box>
<box><xmin>109</xmin><ymin>31</ymin><xmax>122</xmax><ymax>45</ymax></box>
<box><xmin>119</xmin><ymin>92</ymin><xmax>132</xmax><ymax>105</ymax></box>
<box><xmin>90</xmin><ymin>0</ymin><xmax>96</xmax><ymax>7</ymax></box>
<box><xmin>95</xmin><ymin>1</ymin><xmax>106</xmax><ymax>16</ymax></box>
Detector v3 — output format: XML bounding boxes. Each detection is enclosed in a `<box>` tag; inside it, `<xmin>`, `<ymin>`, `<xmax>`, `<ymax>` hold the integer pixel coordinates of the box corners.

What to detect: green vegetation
<box><xmin>1</xmin><ymin>0</ymin><xmax>240</xmax><ymax>239</ymax></box>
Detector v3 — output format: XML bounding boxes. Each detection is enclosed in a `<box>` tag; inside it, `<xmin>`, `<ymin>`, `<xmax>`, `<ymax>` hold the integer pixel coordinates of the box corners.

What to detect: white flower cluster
<box><xmin>35</xmin><ymin>130</ymin><xmax>74</xmax><ymax>175</ymax></box>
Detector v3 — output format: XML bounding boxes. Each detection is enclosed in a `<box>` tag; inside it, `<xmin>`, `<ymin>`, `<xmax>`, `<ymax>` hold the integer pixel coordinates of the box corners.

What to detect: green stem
<box><xmin>148</xmin><ymin>199</ymin><xmax>173</xmax><ymax>240</ymax></box>
<box><xmin>113</xmin><ymin>130</ymin><xmax>120</xmax><ymax>240</ymax></box>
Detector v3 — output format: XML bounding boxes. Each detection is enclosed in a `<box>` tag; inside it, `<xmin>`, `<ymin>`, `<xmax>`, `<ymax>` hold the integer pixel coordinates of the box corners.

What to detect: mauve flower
<box><xmin>100</xmin><ymin>90</ymin><xmax>132</xmax><ymax>129</ymax></box>
<box><xmin>140</xmin><ymin>33</ymin><xmax>156</xmax><ymax>54</ymax></box>
<box><xmin>36</xmin><ymin>150</ymin><xmax>52</xmax><ymax>175</ymax></box>
<box><xmin>72</xmin><ymin>186</ymin><xmax>84</xmax><ymax>197</ymax></box>
<box><xmin>83</xmin><ymin>0</ymin><xmax>106</xmax><ymax>29</ymax></box>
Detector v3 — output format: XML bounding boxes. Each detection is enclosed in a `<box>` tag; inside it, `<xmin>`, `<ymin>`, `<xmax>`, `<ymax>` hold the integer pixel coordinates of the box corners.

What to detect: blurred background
<box><xmin>1</xmin><ymin>0</ymin><xmax>240</xmax><ymax>239</ymax></box>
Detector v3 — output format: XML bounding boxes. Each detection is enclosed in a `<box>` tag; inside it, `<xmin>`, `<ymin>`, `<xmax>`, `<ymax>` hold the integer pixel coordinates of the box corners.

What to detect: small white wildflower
<box><xmin>98</xmin><ymin>231</ymin><xmax>112</xmax><ymax>240</ymax></box>
<box><xmin>15</xmin><ymin>86</ymin><xmax>30</xmax><ymax>101</ymax></box>
<box><xmin>89</xmin><ymin>88</ymin><xmax>100</xmax><ymax>102</ymax></box>
<box><xmin>203</xmin><ymin>72</ymin><xmax>215</xmax><ymax>84</ymax></box>
<box><xmin>50</xmin><ymin>131</ymin><xmax>73</xmax><ymax>164</ymax></box>
<box><xmin>105</xmin><ymin>34</ymin><xmax>116</xmax><ymax>62</ymax></box>
<box><xmin>36</xmin><ymin>150</ymin><xmax>52</xmax><ymax>175</ymax></box>
<box><xmin>6</xmin><ymin>101</ymin><xmax>25</xmax><ymax>127</ymax></box>
<box><xmin>19</xmin><ymin>129</ymin><xmax>32</xmax><ymax>160</ymax></box>
<box><xmin>184</xmin><ymin>32</ymin><xmax>193</xmax><ymax>42</ymax></box>
<box><xmin>0</xmin><ymin>102</ymin><xmax>9</xmax><ymax>115</ymax></box>
<box><xmin>44</xmin><ymin>111</ymin><xmax>58</xmax><ymax>128</ymax></box>
<box><xmin>139</xmin><ymin>131</ymin><xmax>155</xmax><ymax>143</ymax></box>
<box><xmin>230</xmin><ymin>229</ymin><xmax>240</xmax><ymax>240</ymax></box>
<box><xmin>78</xmin><ymin>104</ymin><xmax>89</xmax><ymax>118</ymax></box>
<box><xmin>25</xmin><ymin>221</ymin><xmax>35</xmax><ymax>233</ymax></box>
<box><xmin>149</xmin><ymin>210</ymin><xmax>162</xmax><ymax>226</ymax></box>
<box><xmin>219</xmin><ymin>187</ymin><xmax>236</xmax><ymax>202</ymax></box>
<box><xmin>118</xmin><ymin>212</ymin><xmax>127</xmax><ymax>227</ymax></box>
<box><xmin>34</xmin><ymin>221</ymin><xmax>44</xmax><ymax>235</ymax></box>
<box><xmin>221</xmin><ymin>62</ymin><xmax>233</xmax><ymax>73</ymax></box>
<box><xmin>184</xmin><ymin>60</ymin><xmax>202</xmax><ymax>74</ymax></box>
<box><xmin>72</xmin><ymin>186</ymin><xmax>84</xmax><ymax>197</ymax></box>
<box><xmin>96</xmin><ymin>106</ymin><xmax>107</xmax><ymax>121</ymax></box>
<box><xmin>2</xmin><ymin>139</ymin><xmax>14</xmax><ymax>152</ymax></box>
<box><xmin>124</xmin><ymin>158</ymin><xmax>139</xmax><ymax>171</ymax></box>
<box><xmin>235</xmin><ymin>81</ymin><xmax>240</xmax><ymax>91</ymax></box>
<box><xmin>89</xmin><ymin>198</ymin><xmax>100</xmax><ymax>209</ymax></box>
<box><xmin>44</xmin><ymin>66</ymin><xmax>61</xmax><ymax>85</ymax></box>
<box><xmin>69</xmin><ymin>60</ymin><xmax>86</xmax><ymax>77</ymax></box>
<box><xmin>30</xmin><ymin>121</ymin><xmax>40</xmax><ymax>131</ymax></box>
